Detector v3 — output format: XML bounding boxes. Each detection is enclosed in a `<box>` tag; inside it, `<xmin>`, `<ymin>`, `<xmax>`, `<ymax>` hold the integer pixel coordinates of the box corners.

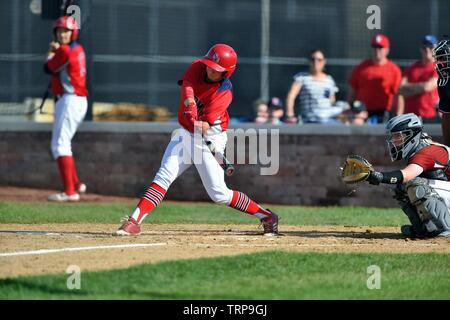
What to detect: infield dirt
<box><xmin>1</xmin><ymin>187</ymin><xmax>449</xmax><ymax>279</ymax></box>
<box><xmin>1</xmin><ymin>223</ymin><xmax>449</xmax><ymax>279</ymax></box>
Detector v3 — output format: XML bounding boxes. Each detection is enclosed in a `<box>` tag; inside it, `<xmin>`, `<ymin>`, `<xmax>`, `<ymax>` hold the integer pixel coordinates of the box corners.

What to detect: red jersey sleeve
<box><xmin>408</xmin><ymin>145</ymin><xmax>449</xmax><ymax>171</ymax></box>
<box><xmin>179</xmin><ymin>62</ymin><xmax>201</xmax><ymax>102</ymax></box>
<box><xmin>46</xmin><ymin>45</ymin><xmax>70</xmax><ymax>73</ymax></box>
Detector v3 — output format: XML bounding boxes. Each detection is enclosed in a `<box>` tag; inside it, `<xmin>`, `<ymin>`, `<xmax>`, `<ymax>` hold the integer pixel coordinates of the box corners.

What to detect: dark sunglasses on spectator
<box><xmin>310</xmin><ymin>57</ymin><xmax>324</xmax><ymax>62</ymax></box>
<box><xmin>371</xmin><ymin>45</ymin><xmax>384</xmax><ymax>49</ymax></box>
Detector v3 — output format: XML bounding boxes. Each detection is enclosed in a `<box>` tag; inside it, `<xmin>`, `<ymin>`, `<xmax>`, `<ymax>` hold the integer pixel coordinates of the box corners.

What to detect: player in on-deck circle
<box><xmin>44</xmin><ymin>15</ymin><xmax>88</xmax><ymax>202</ymax></box>
<box><xmin>365</xmin><ymin>113</ymin><xmax>450</xmax><ymax>238</ymax></box>
<box><xmin>114</xmin><ymin>44</ymin><xmax>279</xmax><ymax>236</ymax></box>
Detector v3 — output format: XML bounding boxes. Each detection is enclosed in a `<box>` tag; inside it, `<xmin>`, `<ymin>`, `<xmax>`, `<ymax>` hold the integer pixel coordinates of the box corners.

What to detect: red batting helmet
<box><xmin>200</xmin><ymin>44</ymin><xmax>237</xmax><ymax>79</ymax></box>
<box><xmin>53</xmin><ymin>16</ymin><xmax>79</xmax><ymax>42</ymax></box>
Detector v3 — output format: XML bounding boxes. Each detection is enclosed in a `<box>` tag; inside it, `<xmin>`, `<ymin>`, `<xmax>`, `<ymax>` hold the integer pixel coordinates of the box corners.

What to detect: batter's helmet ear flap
<box><xmin>53</xmin><ymin>15</ymin><xmax>79</xmax><ymax>42</ymax></box>
<box><xmin>199</xmin><ymin>44</ymin><xmax>237</xmax><ymax>79</ymax></box>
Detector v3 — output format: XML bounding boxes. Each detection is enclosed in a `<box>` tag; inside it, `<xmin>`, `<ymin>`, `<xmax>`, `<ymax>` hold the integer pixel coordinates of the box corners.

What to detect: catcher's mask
<box><xmin>385</xmin><ymin>113</ymin><xmax>423</xmax><ymax>161</ymax></box>
<box><xmin>433</xmin><ymin>39</ymin><xmax>450</xmax><ymax>86</ymax></box>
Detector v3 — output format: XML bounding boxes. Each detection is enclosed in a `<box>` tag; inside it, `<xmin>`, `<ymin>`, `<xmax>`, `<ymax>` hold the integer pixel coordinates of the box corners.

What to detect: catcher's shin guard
<box><xmin>399</xmin><ymin>201</ymin><xmax>433</xmax><ymax>237</ymax></box>
<box><xmin>406</xmin><ymin>177</ymin><xmax>450</xmax><ymax>233</ymax></box>
<box><xmin>392</xmin><ymin>185</ymin><xmax>431</xmax><ymax>237</ymax></box>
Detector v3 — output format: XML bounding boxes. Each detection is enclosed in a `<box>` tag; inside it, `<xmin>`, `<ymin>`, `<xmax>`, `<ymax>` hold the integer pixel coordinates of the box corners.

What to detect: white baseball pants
<box><xmin>51</xmin><ymin>94</ymin><xmax>88</xmax><ymax>159</ymax></box>
<box><xmin>153</xmin><ymin>128</ymin><xmax>233</xmax><ymax>204</ymax></box>
<box><xmin>429</xmin><ymin>179</ymin><xmax>450</xmax><ymax>211</ymax></box>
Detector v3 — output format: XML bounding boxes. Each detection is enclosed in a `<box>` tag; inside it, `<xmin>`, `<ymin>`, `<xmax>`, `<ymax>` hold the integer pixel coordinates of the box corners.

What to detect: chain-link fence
<box><xmin>1</xmin><ymin>0</ymin><xmax>449</xmax><ymax>120</ymax></box>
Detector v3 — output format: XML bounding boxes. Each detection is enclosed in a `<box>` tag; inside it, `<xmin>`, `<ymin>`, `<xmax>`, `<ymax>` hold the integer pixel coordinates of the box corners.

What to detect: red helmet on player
<box><xmin>53</xmin><ymin>16</ymin><xmax>79</xmax><ymax>42</ymax></box>
<box><xmin>200</xmin><ymin>44</ymin><xmax>237</xmax><ymax>79</ymax></box>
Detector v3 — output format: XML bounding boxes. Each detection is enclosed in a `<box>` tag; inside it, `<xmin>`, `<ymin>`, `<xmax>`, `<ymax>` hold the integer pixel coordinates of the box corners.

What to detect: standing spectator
<box><xmin>397</xmin><ymin>35</ymin><xmax>439</xmax><ymax>123</ymax></box>
<box><xmin>44</xmin><ymin>16</ymin><xmax>88</xmax><ymax>202</ymax></box>
<box><xmin>252</xmin><ymin>98</ymin><xmax>269</xmax><ymax>124</ymax></box>
<box><xmin>268</xmin><ymin>97</ymin><xmax>284</xmax><ymax>125</ymax></box>
<box><xmin>348</xmin><ymin>34</ymin><xmax>402</xmax><ymax>124</ymax></box>
<box><xmin>286</xmin><ymin>49</ymin><xmax>342</xmax><ymax>124</ymax></box>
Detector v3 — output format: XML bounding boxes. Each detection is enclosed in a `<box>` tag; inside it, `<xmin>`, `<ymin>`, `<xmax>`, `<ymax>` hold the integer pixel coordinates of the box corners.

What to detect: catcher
<box><xmin>342</xmin><ymin>113</ymin><xmax>450</xmax><ymax>238</ymax></box>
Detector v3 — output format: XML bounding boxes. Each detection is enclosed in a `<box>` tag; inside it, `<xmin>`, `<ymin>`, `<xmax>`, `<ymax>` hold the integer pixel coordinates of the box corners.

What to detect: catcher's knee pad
<box><xmin>406</xmin><ymin>177</ymin><xmax>450</xmax><ymax>231</ymax></box>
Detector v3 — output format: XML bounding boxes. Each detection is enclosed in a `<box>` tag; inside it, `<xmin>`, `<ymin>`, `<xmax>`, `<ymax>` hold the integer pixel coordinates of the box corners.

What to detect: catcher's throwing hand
<box><xmin>341</xmin><ymin>155</ymin><xmax>374</xmax><ymax>184</ymax></box>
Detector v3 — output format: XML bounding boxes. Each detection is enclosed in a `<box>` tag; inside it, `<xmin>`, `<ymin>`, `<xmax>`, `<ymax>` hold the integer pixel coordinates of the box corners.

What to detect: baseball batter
<box><xmin>115</xmin><ymin>44</ymin><xmax>279</xmax><ymax>236</ymax></box>
<box><xmin>44</xmin><ymin>16</ymin><xmax>88</xmax><ymax>202</ymax></box>
<box><xmin>365</xmin><ymin>113</ymin><xmax>450</xmax><ymax>238</ymax></box>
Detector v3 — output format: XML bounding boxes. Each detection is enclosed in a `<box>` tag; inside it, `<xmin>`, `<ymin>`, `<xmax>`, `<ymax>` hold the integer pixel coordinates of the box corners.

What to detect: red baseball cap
<box><xmin>371</xmin><ymin>34</ymin><xmax>390</xmax><ymax>48</ymax></box>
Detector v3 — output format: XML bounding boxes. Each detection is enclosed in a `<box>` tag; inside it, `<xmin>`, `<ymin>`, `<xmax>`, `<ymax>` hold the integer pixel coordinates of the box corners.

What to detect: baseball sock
<box><xmin>71</xmin><ymin>156</ymin><xmax>80</xmax><ymax>188</ymax></box>
<box><xmin>229</xmin><ymin>191</ymin><xmax>272</xmax><ymax>220</ymax></box>
<box><xmin>57</xmin><ymin>156</ymin><xmax>76</xmax><ymax>195</ymax></box>
<box><xmin>131</xmin><ymin>182</ymin><xmax>166</xmax><ymax>224</ymax></box>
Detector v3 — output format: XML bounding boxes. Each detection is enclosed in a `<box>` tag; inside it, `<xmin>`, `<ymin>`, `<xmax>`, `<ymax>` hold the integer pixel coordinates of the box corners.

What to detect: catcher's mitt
<box><xmin>341</xmin><ymin>155</ymin><xmax>374</xmax><ymax>184</ymax></box>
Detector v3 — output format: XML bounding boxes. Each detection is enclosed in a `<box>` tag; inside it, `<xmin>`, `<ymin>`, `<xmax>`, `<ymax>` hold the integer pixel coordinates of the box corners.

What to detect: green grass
<box><xmin>0</xmin><ymin>201</ymin><xmax>409</xmax><ymax>226</ymax></box>
<box><xmin>1</xmin><ymin>251</ymin><xmax>449</xmax><ymax>299</ymax></box>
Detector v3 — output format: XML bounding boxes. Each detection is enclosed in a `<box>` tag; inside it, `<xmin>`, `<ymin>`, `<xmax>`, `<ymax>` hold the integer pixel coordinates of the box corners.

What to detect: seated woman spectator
<box><xmin>286</xmin><ymin>49</ymin><xmax>344</xmax><ymax>124</ymax></box>
<box><xmin>253</xmin><ymin>98</ymin><xmax>270</xmax><ymax>124</ymax></box>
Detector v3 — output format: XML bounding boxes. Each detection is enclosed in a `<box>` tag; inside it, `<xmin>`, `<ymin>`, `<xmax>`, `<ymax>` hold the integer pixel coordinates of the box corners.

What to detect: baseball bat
<box><xmin>205</xmin><ymin>140</ymin><xmax>235</xmax><ymax>176</ymax></box>
<box><xmin>27</xmin><ymin>82</ymin><xmax>52</xmax><ymax>115</ymax></box>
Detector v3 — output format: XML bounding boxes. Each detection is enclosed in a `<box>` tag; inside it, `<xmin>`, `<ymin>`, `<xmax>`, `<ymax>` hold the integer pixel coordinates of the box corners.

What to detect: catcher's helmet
<box><xmin>199</xmin><ymin>44</ymin><xmax>237</xmax><ymax>79</ymax></box>
<box><xmin>53</xmin><ymin>16</ymin><xmax>79</xmax><ymax>42</ymax></box>
<box><xmin>385</xmin><ymin>113</ymin><xmax>423</xmax><ymax>161</ymax></box>
<box><xmin>433</xmin><ymin>38</ymin><xmax>450</xmax><ymax>86</ymax></box>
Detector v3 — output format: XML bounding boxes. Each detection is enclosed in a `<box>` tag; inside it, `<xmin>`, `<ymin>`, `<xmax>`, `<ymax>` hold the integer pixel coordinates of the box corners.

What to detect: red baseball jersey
<box><xmin>45</xmin><ymin>42</ymin><xmax>88</xmax><ymax>97</ymax></box>
<box><xmin>404</xmin><ymin>61</ymin><xmax>439</xmax><ymax>118</ymax></box>
<box><xmin>409</xmin><ymin>144</ymin><xmax>450</xmax><ymax>180</ymax></box>
<box><xmin>178</xmin><ymin>60</ymin><xmax>232</xmax><ymax>133</ymax></box>
<box><xmin>349</xmin><ymin>59</ymin><xmax>402</xmax><ymax>112</ymax></box>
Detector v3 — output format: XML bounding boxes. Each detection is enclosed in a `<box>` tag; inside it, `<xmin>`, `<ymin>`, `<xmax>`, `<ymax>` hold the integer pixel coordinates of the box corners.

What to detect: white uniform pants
<box><xmin>51</xmin><ymin>94</ymin><xmax>88</xmax><ymax>159</ymax></box>
<box><xmin>429</xmin><ymin>179</ymin><xmax>450</xmax><ymax>211</ymax></box>
<box><xmin>153</xmin><ymin>128</ymin><xmax>233</xmax><ymax>204</ymax></box>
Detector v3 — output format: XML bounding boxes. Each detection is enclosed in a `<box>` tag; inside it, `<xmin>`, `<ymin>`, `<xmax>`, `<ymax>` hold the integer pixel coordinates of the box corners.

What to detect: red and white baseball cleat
<box><xmin>261</xmin><ymin>209</ymin><xmax>279</xmax><ymax>236</ymax></box>
<box><xmin>114</xmin><ymin>216</ymin><xmax>141</xmax><ymax>236</ymax></box>
<box><xmin>76</xmin><ymin>183</ymin><xmax>87</xmax><ymax>194</ymax></box>
<box><xmin>47</xmin><ymin>192</ymin><xmax>80</xmax><ymax>202</ymax></box>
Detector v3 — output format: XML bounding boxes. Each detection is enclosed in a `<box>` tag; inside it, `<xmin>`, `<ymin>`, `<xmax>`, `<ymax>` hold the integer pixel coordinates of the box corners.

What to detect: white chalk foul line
<box><xmin>0</xmin><ymin>243</ymin><xmax>168</xmax><ymax>257</ymax></box>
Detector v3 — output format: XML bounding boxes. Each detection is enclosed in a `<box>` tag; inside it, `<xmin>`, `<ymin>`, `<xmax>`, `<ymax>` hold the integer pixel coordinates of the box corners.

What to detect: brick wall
<box><xmin>0</xmin><ymin>122</ymin><xmax>444</xmax><ymax>207</ymax></box>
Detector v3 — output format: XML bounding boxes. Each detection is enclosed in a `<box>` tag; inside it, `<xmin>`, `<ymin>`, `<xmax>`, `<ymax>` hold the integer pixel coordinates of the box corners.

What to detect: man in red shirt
<box><xmin>397</xmin><ymin>35</ymin><xmax>439</xmax><ymax>122</ymax></box>
<box><xmin>348</xmin><ymin>34</ymin><xmax>402</xmax><ymax>124</ymax></box>
<box><xmin>364</xmin><ymin>113</ymin><xmax>450</xmax><ymax>238</ymax></box>
<box><xmin>115</xmin><ymin>44</ymin><xmax>279</xmax><ymax>236</ymax></box>
<box><xmin>44</xmin><ymin>16</ymin><xmax>88</xmax><ymax>202</ymax></box>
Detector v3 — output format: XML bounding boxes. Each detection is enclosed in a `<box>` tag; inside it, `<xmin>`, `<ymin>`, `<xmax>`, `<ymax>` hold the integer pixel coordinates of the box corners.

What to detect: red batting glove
<box><xmin>183</xmin><ymin>102</ymin><xmax>198</xmax><ymax>133</ymax></box>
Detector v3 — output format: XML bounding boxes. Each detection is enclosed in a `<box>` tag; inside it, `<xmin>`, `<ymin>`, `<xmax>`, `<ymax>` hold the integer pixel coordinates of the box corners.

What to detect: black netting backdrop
<box><xmin>1</xmin><ymin>0</ymin><xmax>449</xmax><ymax>118</ymax></box>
